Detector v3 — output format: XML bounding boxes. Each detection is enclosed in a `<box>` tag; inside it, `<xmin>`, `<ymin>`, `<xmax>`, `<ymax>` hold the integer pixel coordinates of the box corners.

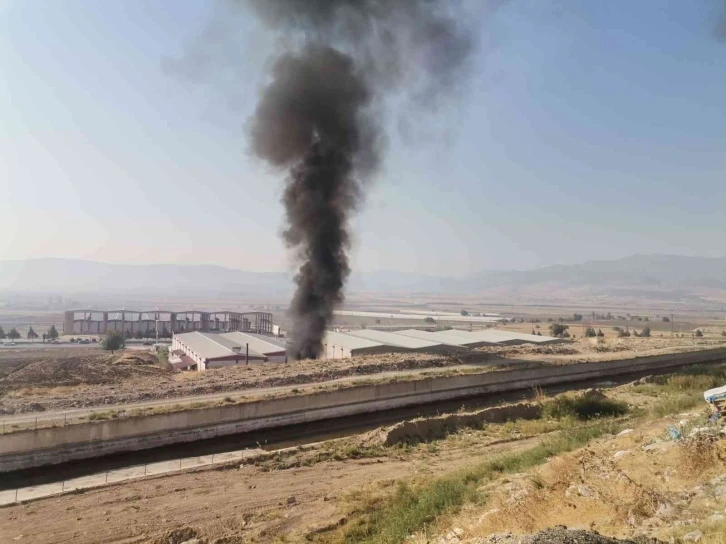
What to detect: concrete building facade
<box><xmin>63</xmin><ymin>309</ymin><xmax>273</xmax><ymax>336</ymax></box>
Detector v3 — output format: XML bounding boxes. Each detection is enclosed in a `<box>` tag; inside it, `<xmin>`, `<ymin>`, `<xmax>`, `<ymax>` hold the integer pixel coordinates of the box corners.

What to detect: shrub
<box><xmin>573</xmin><ymin>314</ymin><xmax>583</xmax><ymax>322</ymax></box>
<box><xmin>641</xmin><ymin>327</ymin><xmax>651</xmax><ymax>337</ymax></box>
<box><xmin>549</xmin><ymin>323</ymin><xmax>569</xmax><ymax>337</ymax></box>
<box><xmin>695</xmin><ymin>329</ymin><xmax>704</xmax><ymax>337</ymax></box>
<box><xmin>584</xmin><ymin>327</ymin><xmax>597</xmax><ymax>338</ymax></box>
<box><xmin>542</xmin><ymin>392</ymin><xmax>628</xmax><ymax>421</ymax></box>
<box><xmin>596</xmin><ymin>329</ymin><xmax>605</xmax><ymax>337</ymax></box>
<box><xmin>102</xmin><ymin>330</ymin><xmax>125</xmax><ymax>352</ymax></box>
<box><xmin>662</xmin><ymin>316</ymin><xmax>670</xmax><ymax>322</ymax></box>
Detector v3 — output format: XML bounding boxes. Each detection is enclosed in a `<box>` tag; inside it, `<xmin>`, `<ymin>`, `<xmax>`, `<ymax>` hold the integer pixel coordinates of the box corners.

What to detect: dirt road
<box><xmin>0</xmin><ymin>434</ymin><xmax>538</xmax><ymax>543</ymax></box>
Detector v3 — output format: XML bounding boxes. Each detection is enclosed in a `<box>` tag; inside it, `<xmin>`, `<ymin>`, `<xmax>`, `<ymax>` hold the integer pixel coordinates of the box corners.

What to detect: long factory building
<box><xmin>63</xmin><ymin>309</ymin><xmax>273</xmax><ymax>336</ymax></box>
<box><xmin>170</xmin><ymin>328</ymin><xmax>563</xmax><ymax>370</ymax></box>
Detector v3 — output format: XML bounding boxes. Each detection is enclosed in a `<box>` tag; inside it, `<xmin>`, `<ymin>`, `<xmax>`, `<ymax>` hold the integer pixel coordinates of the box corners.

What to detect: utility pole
<box><xmin>671</xmin><ymin>314</ymin><xmax>674</xmax><ymax>336</ymax></box>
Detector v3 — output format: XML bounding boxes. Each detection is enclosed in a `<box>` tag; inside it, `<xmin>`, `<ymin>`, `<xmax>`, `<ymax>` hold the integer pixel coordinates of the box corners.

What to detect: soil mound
<box><xmin>1</xmin><ymin>354</ymin><xmax>169</xmax><ymax>388</ymax></box>
<box><xmin>476</xmin><ymin>527</ymin><xmax>663</xmax><ymax>544</ymax></box>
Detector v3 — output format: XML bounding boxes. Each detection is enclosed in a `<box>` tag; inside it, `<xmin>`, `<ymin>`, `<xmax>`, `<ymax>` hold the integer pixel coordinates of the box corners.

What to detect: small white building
<box><xmin>218</xmin><ymin>332</ymin><xmax>288</xmax><ymax>363</ymax></box>
<box><xmin>171</xmin><ymin>332</ymin><xmax>267</xmax><ymax>371</ymax></box>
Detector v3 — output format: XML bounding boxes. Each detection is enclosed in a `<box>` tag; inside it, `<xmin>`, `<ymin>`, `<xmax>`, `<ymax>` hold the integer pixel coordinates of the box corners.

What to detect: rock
<box><xmin>180</xmin><ymin>540</ymin><xmax>200</xmax><ymax>544</ymax></box>
<box><xmin>643</xmin><ymin>441</ymin><xmax>675</xmax><ymax>452</ymax></box>
<box><xmin>655</xmin><ymin>503</ymin><xmax>675</xmax><ymax>519</ymax></box>
<box><xmin>683</xmin><ymin>530</ymin><xmax>702</xmax><ymax>542</ymax></box>
<box><xmin>286</xmin><ymin>496</ymin><xmax>296</xmax><ymax>505</ymax></box>
<box><xmin>711</xmin><ymin>513</ymin><xmax>725</xmax><ymax>522</ymax></box>
<box><xmin>454</xmin><ymin>528</ymin><xmax>465</xmax><ymax>537</ymax></box>
<box><xmin>679</xmin><ymin>420</ymin><xmax>689</xmax><ymax>427</ymax></box>
<box><xmin>613</xmin><ymin>450</ymin><xmax>630</xmax><ymax>460</ymax></box>
<box><xmin>617</xmin><ymin>429</ymin><xmax>634</xmax><ymax>436</ymax></box>
<box><xmin>713</xmin><ymin>485</ymin><xmax>726</xmax><ymax>498</ymax></box>
<box><xmin>688</xmin><ymin>427</ymin><xmax>711</xmax><ymax>438</ymax></box>
<box><xmin>710</xmin><ymin>474</ymin><xmax>726</xmax><ymax>486</ymax></box>
<box><xmin>565</xmin><ymin>484</ymin><xmax>597</xmax><ymax>499</ymax></box>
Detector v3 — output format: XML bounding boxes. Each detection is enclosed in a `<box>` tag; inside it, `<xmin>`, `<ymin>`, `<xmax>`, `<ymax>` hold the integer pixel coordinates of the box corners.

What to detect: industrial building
<box><xmin>321</xmin><ymin>330</ymin><xmax>401</xmax><ymax>359</ymax></box>
<box><xmin>170</xmin><ymin>332</ymin><xmax>268</xmax><ymax>371</ymax></box>
<box><xmin>346</xmin><ymin>329</ymin><xmax>458</xmax><ymax>353</ymax></box>
<box><xmin>217</xmin><ymin>332</ymin><xmax>288</xmax><ymax>363</ymax></box>
<box><xmin>169</xmin><ymin>326</ymin><xmax>563</xmax><ymax>369</ymax></box>
<box><xmin>463</xmin><ymin>329</ymin><xmax>564</xmax><ymax>345</ymax></box>
<box><xmin>63</xmin><ymin>309</ymin><xmax>273</xmax><ymax>336</ymax></box>
<box><xmin>395</xmin><ymin>328</ymin><xmax>482</xmax><ymax>347</ymax></box>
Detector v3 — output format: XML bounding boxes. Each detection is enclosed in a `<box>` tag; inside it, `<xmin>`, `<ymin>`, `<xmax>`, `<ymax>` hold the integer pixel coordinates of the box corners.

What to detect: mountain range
<box><xmin>1</xmin><ymin>255</ymin><xmax>725</xmax><ymax>298</ymax></box>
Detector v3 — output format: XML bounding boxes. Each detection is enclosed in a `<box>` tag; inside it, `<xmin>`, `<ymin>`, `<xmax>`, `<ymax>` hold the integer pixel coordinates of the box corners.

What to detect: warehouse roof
<box><xmin>220</xmin><ymin>332</ymin><xmax>287</xmax><ymax>355</ymax></box>
<box><xmin>395</xmin><ymin>329</ymin><xmax>476</xmax><ymax>347</ymax></box>
<box><xmin>466</xmin><ymin>329</ymin><xmax>561</xmax><ymax>344</ymax></box>
<box><xmin>174</xmin><ymin>332</ymin><xmax>266</xmax><ymax>360</ymax></box>
<box><xmin>323</xmin><ymin>330</ymin><xmax>383</xmax><ymax>350</ymax></box>
<box><xmin>347</xmin><ymin>329</ymin><xmax>441</xmax><ymax>349</ymax></box>
<box><xmin>432</xmin><ymin>329</ymin><xmax>500</xmax><ymax>346</ymax></box>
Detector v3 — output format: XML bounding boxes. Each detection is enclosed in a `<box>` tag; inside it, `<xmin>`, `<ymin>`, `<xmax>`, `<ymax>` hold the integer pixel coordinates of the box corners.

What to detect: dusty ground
<box><xmin>0</xmin><ymin>429</ymin><xmax>539</xmax><ymax>543</ymax></box>
<box><xmin>2</xmin><ymin>370</ymin><xmax>725</xmax><ymax>544</ymax></box>
<box><xmin>1</xmin><ymin>337</ymin><xmax>724</xmax><ymax>414</ymax></box>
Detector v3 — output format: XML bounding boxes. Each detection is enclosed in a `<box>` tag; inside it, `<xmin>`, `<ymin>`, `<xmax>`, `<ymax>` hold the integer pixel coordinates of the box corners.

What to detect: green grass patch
<box><xmin>341</xmin><ymin>420</ymin><xmax>619</xmax><ymax>544</ymax></box>
<box><xmin>542</xmin><ymin>393</ymin><xmax>628</xmax><ymax>421</ymax></box>
<box><xmin>88</xmin><ymin>410</ymin><xmax>116</xmax><ymax>421</ymax></box>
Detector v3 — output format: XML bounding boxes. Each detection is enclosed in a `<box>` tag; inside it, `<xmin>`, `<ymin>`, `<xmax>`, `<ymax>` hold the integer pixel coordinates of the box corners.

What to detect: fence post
<box><xmin>179</xmin><ymin>458</ymin><xmax>182</xmax><ymax>471</ymax></box>
<box><xmin>61</xmin><ymin>480</ymin><xmax>65</xmax><ymax>492</ymax></box>
<box><xmin>15</xmin><ymin>488</ymin><xmax>18</xmax><ymax>503</ymax></box>
<box><xmin>144</xmin><ymin>464</ymin><xmax>147</xmax><ymax>476</ymax></box>
<box><xmin>212</xmin><ymin>453</ymin><xmax>215</xmax><ymax>464</ymax></box>
<box><xmin>64</xmin><ymin>414</ymin><xmax>67</xmax><ymax>426</ymax></box>
<box><xmin>105</xmin><ymin>471</ymin><xmax>109</xmax><ymax>484</ymax></box>
<box><xmin>35</xmin><ymin>417</ymin><xmax>38</xmax><ymax>430</ymax></box>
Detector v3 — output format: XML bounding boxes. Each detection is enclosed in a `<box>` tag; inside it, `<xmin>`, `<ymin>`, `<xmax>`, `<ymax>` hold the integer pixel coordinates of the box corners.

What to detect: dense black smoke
<box><xmin>246</xmin><ymin>0</ymin><xmax>481</xmax><ymax>359</ymax></box>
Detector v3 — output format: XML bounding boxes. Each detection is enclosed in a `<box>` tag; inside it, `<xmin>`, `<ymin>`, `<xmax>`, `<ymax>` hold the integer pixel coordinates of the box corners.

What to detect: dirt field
<box><xmin>2</xmin><ymin>337</ymin><xmax>725</xmax><ymax>415</ymax></box>
<box><xmin>2</xmin><ymin>366</ymin><xmax>725</xmax><ymax>544</ymax></box>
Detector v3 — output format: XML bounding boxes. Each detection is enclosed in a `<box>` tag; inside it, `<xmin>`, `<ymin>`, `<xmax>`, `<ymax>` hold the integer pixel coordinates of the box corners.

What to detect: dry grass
<box><xmin>677</xmin><ymin>434</ymin><xmax>724</xmax><ymax>477</ymax></box>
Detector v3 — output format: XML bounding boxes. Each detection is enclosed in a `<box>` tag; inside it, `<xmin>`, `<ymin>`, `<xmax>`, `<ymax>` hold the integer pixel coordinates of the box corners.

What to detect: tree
<box><xmin>597</xmin><ymin>329</ymin><xmax>605</xmax><ymax>337</ymax></box>
<box><xmin>102</xmin><ymin>330</ymin><xmax>125</xmax><ymax>353</ymax></box>
<box><xmin>48</xmin><ymin>325</ymin><xmax>59</xmax><ymax>341</ymax></box>
<box><xmin>722</xmin><ymin>330</ymin><xmax>726</xmax><ymax>337</ymax></box>
<box><xmin>584</xmin><ymin>327</ymin><xmax>597</xmax><ymax>338</ymax></box>
<box><xmin>7</xmin><ymin>328</ymin><xmax>21</xmax><ymax>340</ymax></box>
<box><xmin>460</xmin><ymin>310</ymin><xmax>469</xmax><ymax>316</ymax></box>
<box><xmin>27</xmin><ymin>327</ymin><xmax>39</xmax><ymax>341</ymax></box>
<box><xmin>617</xmin><ymin>328</ymin><xmax>631</xmax><ymax>338</ymax></box>
<box><xmin>549</xmin><ymin>323</ymin><xmax>569</xmax><ymax>337</ymax></box>
<box><xmin>662</xmin><ymin>316</ymin><xmax>671</xmax><ymax>323</ymax></box>
<box><xmin>695</xmin><ymin>329</ymin><xmax>704</xmax><ymax>337</ymax></box>
<box><xmin>642</xmin><ymin>327</ymin><xmax>651</xmax><ymax>338</ymax></box>
<box><xmin>573</xmin><ymin>314</ymin><xmax>583</xmax><ymax>322</ymax></box>
<box><xmin>135</xmin><ymin>330</ymin><xmax>144</xmax><ymax>340</ymax></box>
<box><xmin>0</xmin><ymin>326</ymin><xmax>5</xmax><ymax>339</ymax></box>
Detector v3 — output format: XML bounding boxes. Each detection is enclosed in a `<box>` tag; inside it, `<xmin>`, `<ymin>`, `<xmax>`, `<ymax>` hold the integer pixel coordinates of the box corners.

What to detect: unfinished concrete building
<box><xmin>63</xmin><ymin>309</ymin><xmax>273</xmax><ymax>336</ymax></box>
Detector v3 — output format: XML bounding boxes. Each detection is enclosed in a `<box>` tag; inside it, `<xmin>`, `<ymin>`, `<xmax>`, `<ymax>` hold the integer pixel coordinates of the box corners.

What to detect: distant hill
<box><xmin>460</xmin><ymin>254</ymin><xmax>726</xmax><ymax>292</ymax></box>
<box><xmin>0</xmin><ymin>259</ymin><xmax>290</xmax><ymax>295</ymax></box>
<box><xmin>1</xmin><ymin>255</ymin><xmax>725</xmax><ymax>298</ymax></box>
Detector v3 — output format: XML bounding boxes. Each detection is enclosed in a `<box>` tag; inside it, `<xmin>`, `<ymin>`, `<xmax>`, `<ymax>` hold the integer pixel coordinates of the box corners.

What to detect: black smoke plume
<box><xmin>246</xmin><ymin>0</ymin><xmax>481</xmax><ymax>359</ymax></box>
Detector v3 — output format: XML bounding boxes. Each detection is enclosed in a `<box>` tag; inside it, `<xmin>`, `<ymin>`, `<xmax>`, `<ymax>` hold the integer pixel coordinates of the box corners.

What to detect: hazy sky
<box><xmin>1</xmin><ymin>1</ymin><xmax>725</xmax><ymax>276</ymax></box>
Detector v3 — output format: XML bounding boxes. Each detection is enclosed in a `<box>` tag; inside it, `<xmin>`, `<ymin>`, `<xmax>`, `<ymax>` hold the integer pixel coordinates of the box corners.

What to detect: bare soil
<box><xmin>0</xmin><ymin>428</ymin><xmax>539</xmax><ymax>543</ymax></box>
<box><xmin>1</xmin><ymin>337</ymin><xmax>724</xmax><ymax>415</ymax></box>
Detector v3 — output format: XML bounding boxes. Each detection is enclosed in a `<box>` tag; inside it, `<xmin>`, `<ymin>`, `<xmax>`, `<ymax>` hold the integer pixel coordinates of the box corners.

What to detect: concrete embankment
<box><xmin>2</xmin><ymin>348</ymin><xmax>725</xmax><ymax>472</ymax></box>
